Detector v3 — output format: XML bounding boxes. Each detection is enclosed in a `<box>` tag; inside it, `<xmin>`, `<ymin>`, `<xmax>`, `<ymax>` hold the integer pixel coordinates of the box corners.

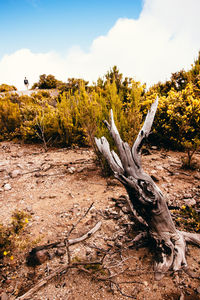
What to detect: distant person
<box><xmin>24</xmin><ymin>77</ymin><xmax>29</xmax><ymax>90</ymax></box>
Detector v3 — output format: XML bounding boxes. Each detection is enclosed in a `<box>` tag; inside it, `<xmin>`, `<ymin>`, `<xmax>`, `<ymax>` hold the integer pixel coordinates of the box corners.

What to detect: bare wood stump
<box><xmin>95</xmin><ymin>97</ymin><xmax>200</xmax><ymax>280</ymax></box>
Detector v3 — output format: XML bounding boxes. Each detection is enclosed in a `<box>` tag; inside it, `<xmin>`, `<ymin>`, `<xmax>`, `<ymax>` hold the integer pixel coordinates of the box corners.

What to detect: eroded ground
<box><xmin>0</xmin><ymin>141</ymin><xmax>200</xmax><ymax>300</ymax></box>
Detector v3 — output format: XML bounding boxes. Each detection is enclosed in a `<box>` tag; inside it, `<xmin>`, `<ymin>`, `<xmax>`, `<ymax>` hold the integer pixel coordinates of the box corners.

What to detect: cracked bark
<box><xmin>95</xmin><ymin>97</ymin><xmax>200</xmax><ymax>280</ymax></box>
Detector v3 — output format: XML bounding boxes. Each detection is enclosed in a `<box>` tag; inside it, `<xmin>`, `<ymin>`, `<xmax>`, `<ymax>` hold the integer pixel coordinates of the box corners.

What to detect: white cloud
<box><xmin>0</xmin><ymin>0</ymin><xmax>200</xmax><ymax>90</ymax></box>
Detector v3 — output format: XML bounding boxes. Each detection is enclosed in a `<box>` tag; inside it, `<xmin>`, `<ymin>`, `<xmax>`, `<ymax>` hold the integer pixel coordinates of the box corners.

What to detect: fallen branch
<box><xmin>19</xmin><ymin>220</ymin><xmax>102</xmax><ymax>299</ymax></box>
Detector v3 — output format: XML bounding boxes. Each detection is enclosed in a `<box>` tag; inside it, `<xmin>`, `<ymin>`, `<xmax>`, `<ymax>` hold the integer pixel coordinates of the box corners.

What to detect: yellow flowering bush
<box><xmin>0</xmin><ymin>210</ymin><xmax>30</xmax><ymax>259</ymax></box>
<box><xmin>150</xmin><ymin>83</ymin><xmax>200</xmax><ymax>151</ymax></box>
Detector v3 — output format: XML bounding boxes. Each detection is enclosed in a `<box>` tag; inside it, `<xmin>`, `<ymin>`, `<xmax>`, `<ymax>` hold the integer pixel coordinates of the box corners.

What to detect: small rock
<box><xmin>197</xmin><ymin>286</ymin><xmax>200</xmax><ymax>294</ymax></box>
<box><xmin>55</xmin><ymin>249</ymin><xmax>66</xmax><ymax>257</ymax></box>
<box><xmin>183</xmin><ymin>193</ymin><xmax>193</xmax><ymax>199</ymax></box>
<box><xmin>10</xmin><ymin>169</ymin><xmax>21</xmax><ymax>178</ymax></box>
<box><xmin>1</xmin><ymin>292</ymin><xmax>9</xmax><ymax>300</ymax></box>
<box><xmin>194</xmin><ymin>174</ymin><xmax>200</xmax><ymax>180</ymax></box>
<box><xmin>184</xmin><ymin>198</ymin><xmax>196</xmax><ymax>206</ymax></box>
<box><xmin>25</xmin><ymin>205</ymin><xmax>33</xmax><ymax>213</ymax></box>
<box><xmin>27</xmin><ymin>250</ymin><xmax>49</xmax><ymax>266</ymax></box>
<box><xmin>77</xmin><ymin>167</ymin><xmax>85</xmax><ymax>173</ymax></box>
<box><xmin>4</xmin><ymin>183</ymin><xmax>11</xmax><ymax>191</ymax></box>
<box><xmin>42</xmin><ymin>164</ymin><xmax>51</xmax><ymax>171</ymax></box>
<box><xmin>151</xmin><ymin>146</ymin><xmax>158</xmax><ymax>150</ymax></box>
<box><xmin>143</xmin><ymin>281</ymin><xmax>148</xmax><ymax>287</ymax></box>
<box><xmin>68</xmin><ymin>167</ymin><xmax>76</xmax><ymax>174</ymax></box>
<box><xmin>156</xmin><ymin>165</ymin><xmax>163</xmax><ymax>170</ymax></box>
<box><xmin>68</xmin><ymin>192</ymin><xmax>74</xmax><ymax>198</ymax></box>
<box><xmin>34</xmin><ymin>172</ymin><xmax>41</xmax><ymax>177</ymax></box>
<box><xmin>121</xmin><ymin>207</ymin><xmax>129</xmax><ymax>214</ymax></box>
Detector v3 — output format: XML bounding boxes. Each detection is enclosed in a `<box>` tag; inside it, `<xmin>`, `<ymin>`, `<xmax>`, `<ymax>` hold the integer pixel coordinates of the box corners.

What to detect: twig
<box><xmin>27</xmin><ymin>222</ymin><xmax>102</xmax><ymax>258</ymax></box>
<box><xmin>65</xmin><ymin>202</ymin><xmax>94</xmax><ymax>240</ymax></box>
<box><xmin>68</xmin><ymin>221</ymin><xmax>102</xmax><ymax>245</ymax></box>
<box><xmin>18</xmin><ymin>221</ymin><xmax>102</xmax><ymax>299</ymax></box>
<box><xmin>16</xmin><ymin>263</ymin><xmax>70</xmax><ymax>300</ymax></box>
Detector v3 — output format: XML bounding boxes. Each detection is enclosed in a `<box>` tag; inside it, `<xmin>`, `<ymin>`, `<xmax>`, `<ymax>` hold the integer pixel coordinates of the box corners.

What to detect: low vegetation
<box><xmin>0</xmin><ymin>54</ymin><xmax>200</xmax><ymax>167</ymax></box>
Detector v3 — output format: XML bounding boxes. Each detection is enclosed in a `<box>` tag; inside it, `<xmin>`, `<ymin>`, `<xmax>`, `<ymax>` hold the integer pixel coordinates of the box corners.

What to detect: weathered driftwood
<box><xmin>95</xmin><ymin>97</ymin><xmax>200</xmax><ymax>280</ymax></box>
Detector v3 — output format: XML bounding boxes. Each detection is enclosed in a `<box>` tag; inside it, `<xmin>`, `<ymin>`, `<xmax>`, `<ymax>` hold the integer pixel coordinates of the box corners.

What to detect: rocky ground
<box><xmin>0</xmin><ymin>141</ymin><xmax>200</xmax><ymax>300</ymax></box>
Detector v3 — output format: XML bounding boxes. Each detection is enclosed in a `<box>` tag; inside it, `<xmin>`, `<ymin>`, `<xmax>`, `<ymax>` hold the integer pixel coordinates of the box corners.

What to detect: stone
<box><xmin>197</xmin><ymin>286</ymin><xmax>200</xmax><ymax>294</ymax></box>
<box><xmin>156</xmin><ymin>165</ymin><xmax>163</xmax><ymax>170</ymax></box>
<box><xmin>183</xmin><ymin>198</ymin><xmax>196</xmax><ymax>206</ymax></box>
<box><xmin>10</xmin><ymin>169</ymin><xmax>21</xmax><ymax>178</ymax></box>
<box><xmin>143</xmin><ymin>281</ymin><xmax>148</xmax><ymax>287</ymax></box>
<box><xmin>55</xmin><ymin>249</ymin><xmax>66</xmax><ymax>257</ymax></box>
<box><xmin>183</xmin><ymin>193</ymin><xmax>193</xmax><ymax>199</ymax></box>
<box><xmin>4</xmin><ymin>183</ymin><xmax>11</xmax><ymax>191</ymax></box>
<box><xmin>121</xmin><ymin>207</ymin><xmax>129</xmax><ymax>214</ymax></box>
<box><xmin>68</xmin><ymin>167</ymin><xmax>76</xmax><ymax>174</ymax></box>
<box><xmin>35</xmin><ymin>250</ymin><xmax>49</xmax><ymax>264</ymax></box>
<box><xmin>194</xmin><ymin>174</ymin><xmax>200</xmax><ymax>180</ymax></box>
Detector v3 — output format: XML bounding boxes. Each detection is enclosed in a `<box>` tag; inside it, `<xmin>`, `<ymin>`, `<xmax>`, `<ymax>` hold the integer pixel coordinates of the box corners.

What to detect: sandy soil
<box><xmin>0</xmin><ymin>141</ymin><xmax>200</xmax><ymax>300</ymax></box>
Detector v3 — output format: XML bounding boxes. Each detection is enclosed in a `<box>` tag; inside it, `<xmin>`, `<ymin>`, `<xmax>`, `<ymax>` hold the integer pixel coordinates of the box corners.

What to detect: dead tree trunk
<box><xmin>95</xmin><ymin>97</ymin><xmax>200</xmax><ymax>280</ymax></box>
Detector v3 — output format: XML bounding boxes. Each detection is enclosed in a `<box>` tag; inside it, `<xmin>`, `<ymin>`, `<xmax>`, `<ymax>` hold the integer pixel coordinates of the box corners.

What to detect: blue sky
<box><xmin>0</xmin><ymin>0</ymin><xmax>199</xmax><ymax>90</ymax></box>
<box><xmin>0</xmin><ymin>0</ymin><xmax>142</xmax><ymax>58</ymax></box>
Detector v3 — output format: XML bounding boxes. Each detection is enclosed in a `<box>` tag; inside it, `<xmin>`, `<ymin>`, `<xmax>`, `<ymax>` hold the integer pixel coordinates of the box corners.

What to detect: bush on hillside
<box><xmin>0</xmin><ymin>84</ymin><xmax>17</xmax><ymax>93</ymax></box>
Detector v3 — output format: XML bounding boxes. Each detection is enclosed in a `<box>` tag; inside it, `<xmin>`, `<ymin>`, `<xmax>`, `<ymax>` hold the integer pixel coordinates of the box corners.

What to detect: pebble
<box><xmin>55</xmin><ymin>249</ymin><xmax>66</xmax><ymax>257</ymax></box>
<box><xmin>197</xmin><ymin>286</ymin><xmax>200</xmax><ymax>294</ymax></box>
<box><xmin>184</xmin><ymin>198</ymin><xmax>196</xmax><ymax>206</ymax></box>
<box><xmin>68</xmin><ymin>167</ymin><xmax>76</xmax><ymax>174</ymax></box>
<box><xmin>35</xmin><ymin>250</ymin><xmax>49</xmax><ymax>265</ymax></box>
<box><xmin>156</xmin><ymin>165</ymin><xmax>163</xmax><ymax>170</ymax></box>
<box><xmin>10</xmin><ymin>169</ymin><xmax>21</xmax><ymax>178</ymax></box>
<box><xmin>4</xmin><ymin>183</ymin><xmax>11</xmax><ymax>191</ymax></box>
<box><xmin>121</xmin><ymin>207</ymin><xmax>129</xmax><ymax>214</ymax></box>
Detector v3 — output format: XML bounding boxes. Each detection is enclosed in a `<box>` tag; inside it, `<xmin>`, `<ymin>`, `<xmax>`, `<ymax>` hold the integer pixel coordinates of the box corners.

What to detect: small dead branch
<box><xmin>64</xmin><ymin>158</ymin><xmax>94</xmax><ymax>167</ymax></box>
<box><xmin>27</xmin><ymin>221</ymin><xmax>101</xmax><ymax>266</ymax></box>
<box><xmin>20</xmin><ymin>219</ymin><xmax>102</xmax><ymax>299</ymax></box>
<box><xmin>16</xmin><ymin>263</ymin><xmax>71</xmax><ymax>300</ymax></box>
<box><xmin>65</xmin><ymin>202</ymin><xmax>94</xmax><ymax>239</ymax></box>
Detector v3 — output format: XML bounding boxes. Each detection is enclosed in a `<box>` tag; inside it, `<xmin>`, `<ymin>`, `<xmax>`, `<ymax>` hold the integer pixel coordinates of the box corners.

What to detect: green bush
<box><xmin>0</xmin><ymin>97</ymin><xmax>21</xmax><ymax>140</ymax></box>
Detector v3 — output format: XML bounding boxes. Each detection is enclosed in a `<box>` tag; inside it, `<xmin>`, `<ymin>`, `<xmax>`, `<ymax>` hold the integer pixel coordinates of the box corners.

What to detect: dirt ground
<box><xmin>0</xmin><ymin>141</ymin><xmax>200</xmax><ymax>300</ymax></box>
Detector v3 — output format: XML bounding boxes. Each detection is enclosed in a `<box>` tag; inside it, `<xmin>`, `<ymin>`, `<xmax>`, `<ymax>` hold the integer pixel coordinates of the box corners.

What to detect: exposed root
<box><xmin>180</xmin><ymin>231</ymin><xmax>200</xmax><ymax>247</ymax></box>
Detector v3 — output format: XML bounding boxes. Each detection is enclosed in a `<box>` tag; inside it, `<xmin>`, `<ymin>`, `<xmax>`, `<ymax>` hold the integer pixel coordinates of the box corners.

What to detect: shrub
<box><xmin>32</xmin><ymin>74</ymin><xmax>58</xmax><ymax>89</ymax></box>
<box><xmin>0</xmin><ymin>97</ymin><xmax>21</xmax><ymax>140</ymax></box>
<box><xmin>0</xmin><ymin>84</ymin><xmax>17</xmax><ymax>93</ymax></box>
<box><xmin>0</xmin><ymin>210</ymin><xmax>30</xmax><ymax>260</ymax></box>
<box><xmin>149</xmin><ymin>83</ymin><xmax>200</xmax><ymax>149</ymax></box>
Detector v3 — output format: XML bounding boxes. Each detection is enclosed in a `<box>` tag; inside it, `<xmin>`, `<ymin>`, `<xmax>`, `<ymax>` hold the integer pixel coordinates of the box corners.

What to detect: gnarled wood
<box><xmin>95</xmin><ymin>98</ymin><xmax>200</xmax><ymax>280</ymax></box>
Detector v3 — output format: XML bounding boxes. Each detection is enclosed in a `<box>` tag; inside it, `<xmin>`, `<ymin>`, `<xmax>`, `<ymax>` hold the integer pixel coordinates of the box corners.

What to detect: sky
<box><xmin>0</xmin><ymin>0</ymin><xmax>199</xmax><ymax>90</ymax></box>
